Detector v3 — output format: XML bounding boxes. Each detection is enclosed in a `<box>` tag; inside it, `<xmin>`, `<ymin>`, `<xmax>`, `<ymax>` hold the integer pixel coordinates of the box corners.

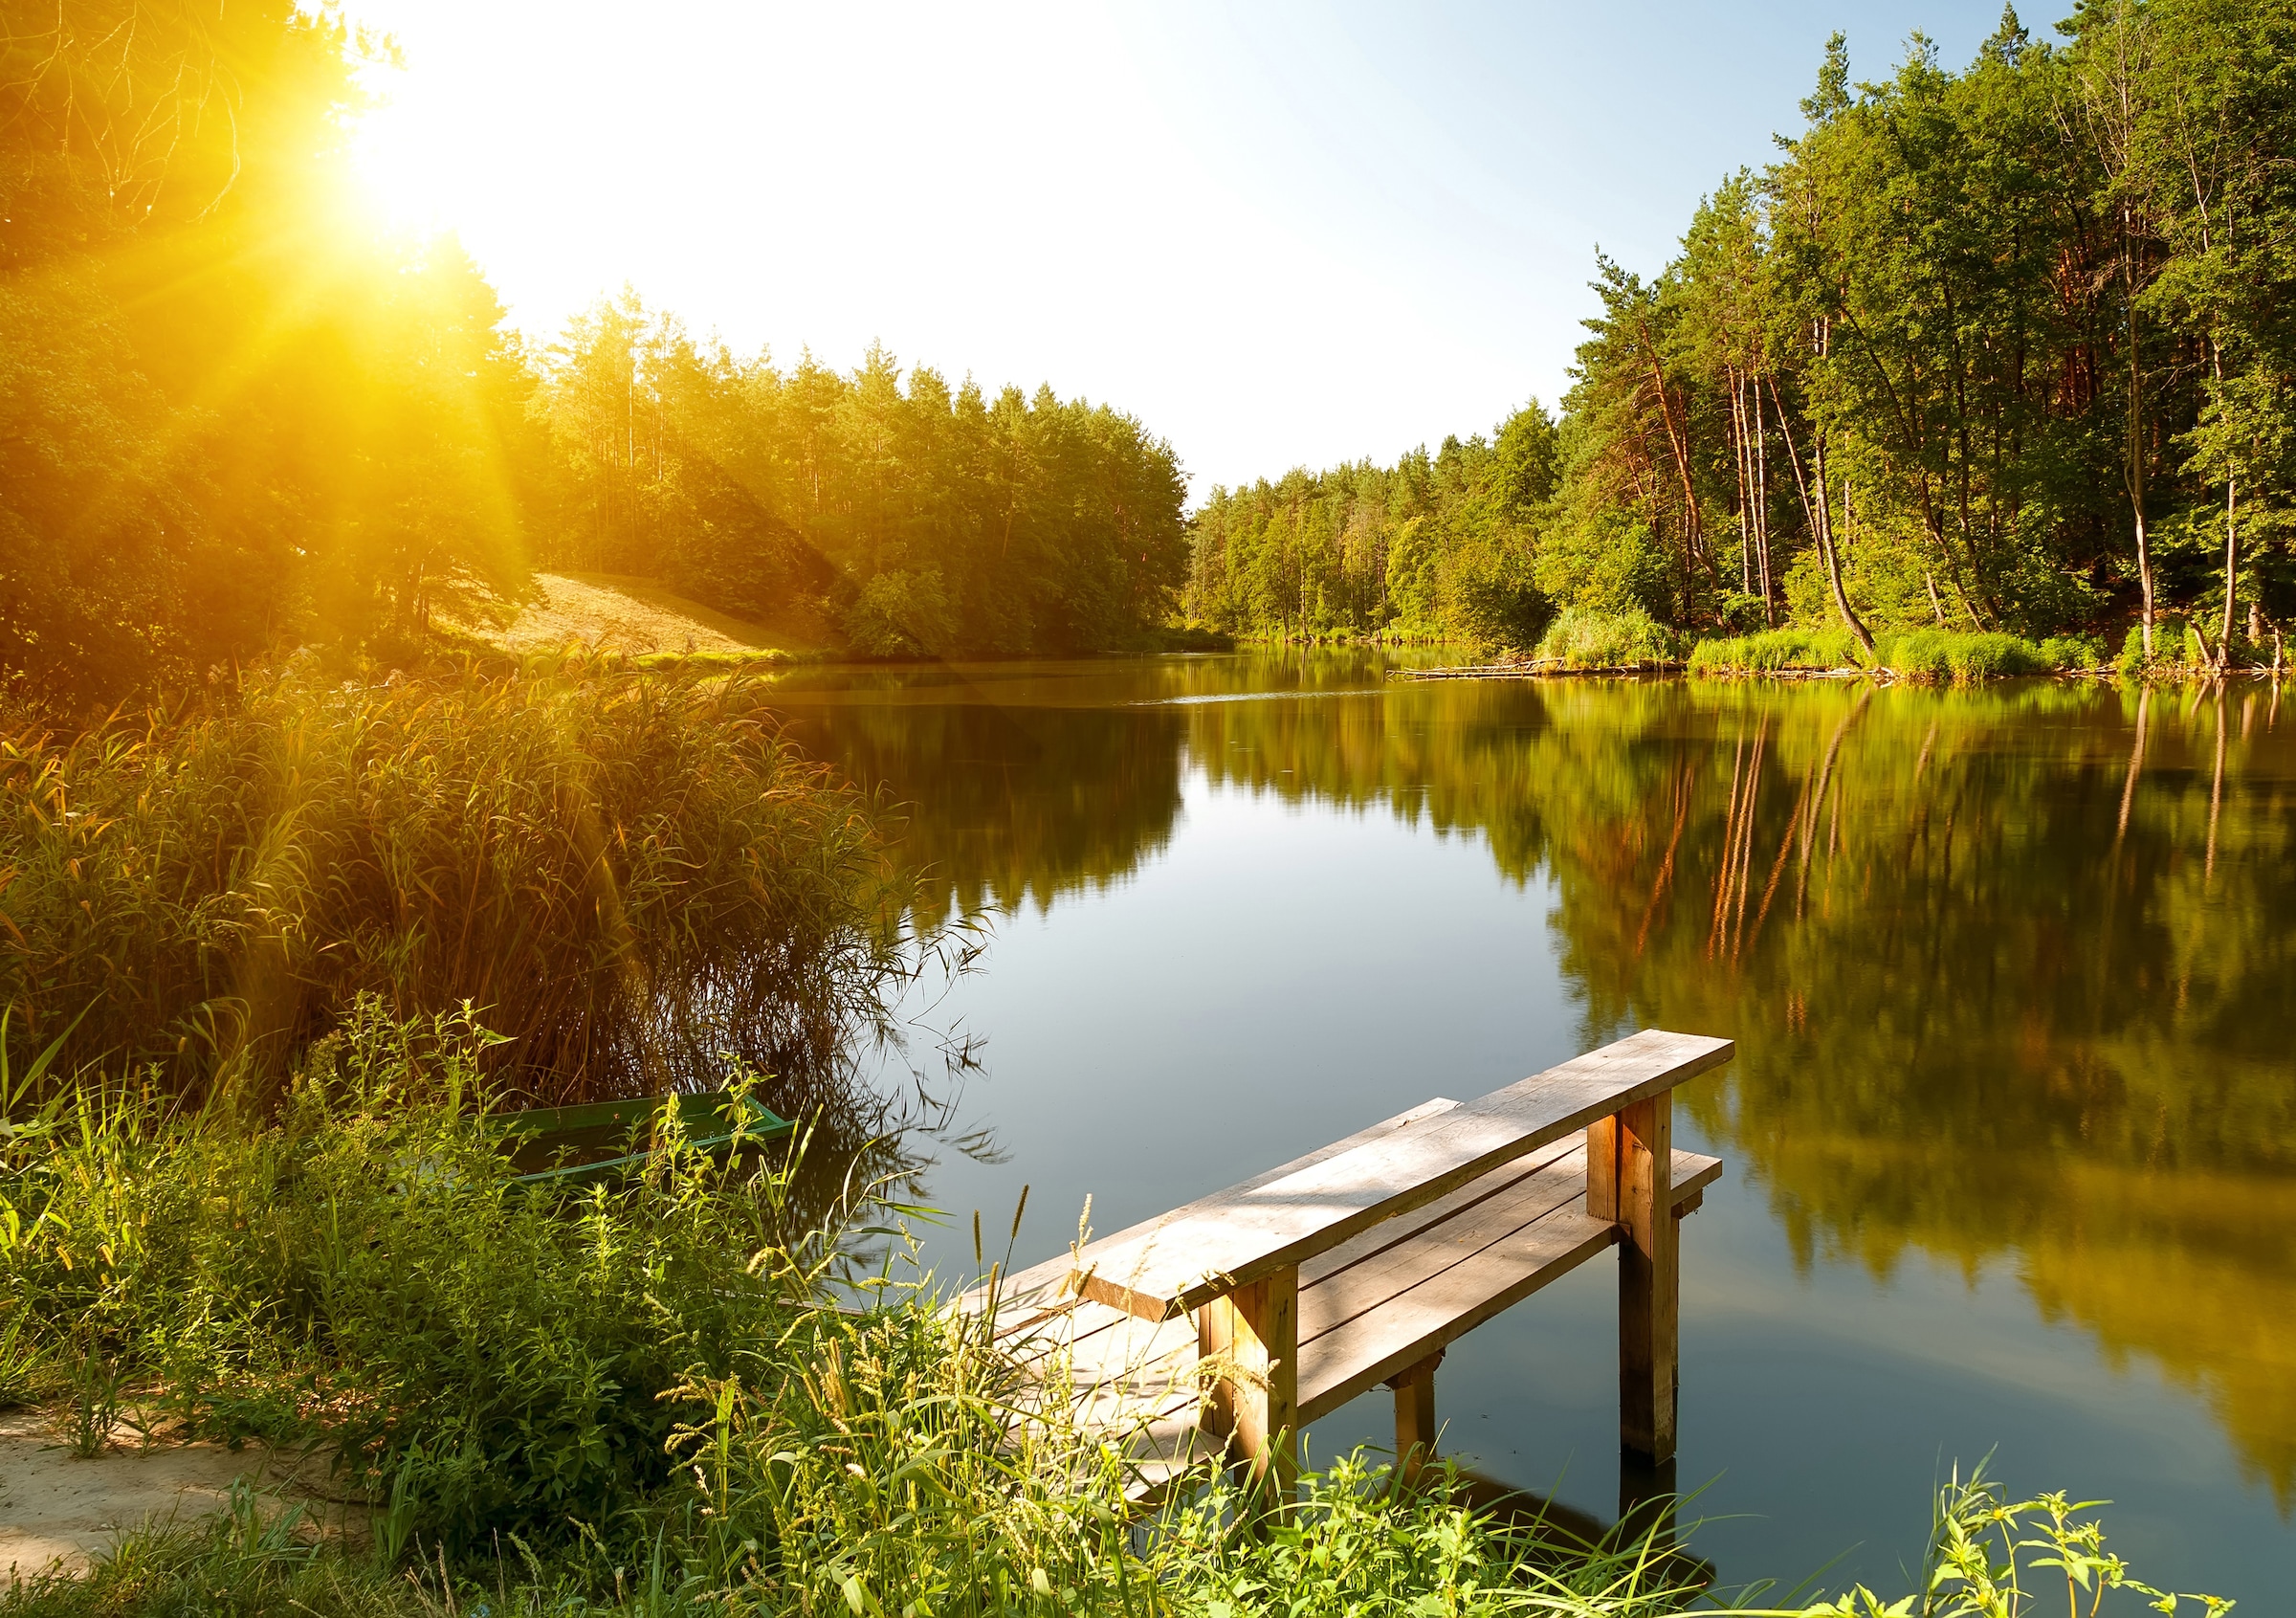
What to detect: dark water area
<box><xmin>770</xmin><ymin>652</ymin><xmax>2296</xmax><ymax>1603</ymax></box>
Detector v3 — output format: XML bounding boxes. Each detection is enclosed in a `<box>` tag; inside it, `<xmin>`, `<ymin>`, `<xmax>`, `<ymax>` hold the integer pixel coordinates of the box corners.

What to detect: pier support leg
<box><xmin>1200</xmin><ymin>1265</ymin><xmax>1299</xmax><ymax>1501</ymax></box>
<box><xmin>1383</xmin><ymin>1350</ymin><xmax>1444</xmax><ymax>1486</ymax></box>
<box><xmin>1609</xmin><ymin>1093</ymin><xmax>1677</xmax><ymax>1463</ymax></box>
<box><xmin>1618</xmin><ymin>1452</ymin><xmax>1680</xmax><ymax>1552</ymax></box>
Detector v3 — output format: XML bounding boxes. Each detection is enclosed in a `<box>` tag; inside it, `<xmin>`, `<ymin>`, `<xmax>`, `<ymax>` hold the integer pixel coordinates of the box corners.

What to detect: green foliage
<box><xmin>0</xmin><ymin>1007</ymin><xmax>835</xmax><ymax>1546</ymax></box>
<box><xmin>1689</xmin><ymin>628</ymin><xmax>1862</xmax><ymax>675</ymax></box>
<box><xmin>1185</xmin><ymin>406</ymin><xmax>1557</xmax><ymax>651</ymax></box>
<box><xmin>1811</xmin><ymin>1461</ymin><xmax>2232</xmax><ymax>1617</ymax></box>
<box><xmin>1201</xmin><ymin>7</ymin><xmax>2296</xmax><ymax>664</ymax></box>
<box><xmin>1532</xmin><ymin>610</ymin><xmax>1683</xmax><ymax>669</ymax></box>
<box><xmin>0</xmin><ymin>1005</ymin><xmax>1708</xmax><ymax>1612</ymax></box>
<box><xmin>0</xmin><ymin>660</ymin><xmax>908</xmax><ymax>1104</ymax></box>
<box><xmin>1154</xmin><ymin>1456</ymin><xmax>1711</xmax><ymax>1615</ymax></box>
<box><xmin>0</xmin><ymin>5</ymin><xmax>547</xmax><ymax>710</ymax></box>
<box><xmin>536</xmin><ymin>323</ymin><xmax>1190</xmax><ymax>657</ymax></box>
<box><xmin>1869</xmin><ymin>631</ymin><xmax>2057</xmax><ymax>682</ymax></box>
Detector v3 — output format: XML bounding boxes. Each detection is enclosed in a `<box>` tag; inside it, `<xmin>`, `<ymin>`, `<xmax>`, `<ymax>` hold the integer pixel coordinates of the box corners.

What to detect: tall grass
<box><xmin>1691</xmin><ymin>628</ymin><xmax>2097</xmax><ymax>681</ymax></box>
<box><xmin>0</xmin><ymin>1006</ymin><xmax>833</xmax><ymax>1544</ymax></box>
<box><xmin>0</xmin><ymin>655</ymin><xmax>910</xmax><ymax>1110</ymax></box>
<box><xmin>1688</xmin><ymin>629</ymin><xmax>1862</xmax><ymax>676</ymax></box>
<box><xmin>1530</xmin><ymin>610</ymin><xmax>1683</xmax><ymax>670</ymax></box>
<box><xmin>0</xmin><ymin>1015</ymin><xmax>2236</xmax><ymax>1613</ymax></box>
<box><xmin>1866</xmin><ymin>631</ymin><xmax>2057</xmax><ymax>681</ymax></box>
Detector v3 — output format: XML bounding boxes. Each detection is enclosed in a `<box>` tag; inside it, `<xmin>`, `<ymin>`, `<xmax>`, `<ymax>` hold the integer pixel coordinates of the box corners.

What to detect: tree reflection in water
<box><xmin>778</xmin><ymin>656</ymin><xmax>2296</xmax><ymax>1509</ymax></box>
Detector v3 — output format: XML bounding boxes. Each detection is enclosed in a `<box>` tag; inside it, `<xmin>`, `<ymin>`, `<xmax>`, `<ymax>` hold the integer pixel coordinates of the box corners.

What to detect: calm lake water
<box><xmin>772</xmin><ymin>652</ymin><xmax>2295</xmax><ymax>1603</ymax></box>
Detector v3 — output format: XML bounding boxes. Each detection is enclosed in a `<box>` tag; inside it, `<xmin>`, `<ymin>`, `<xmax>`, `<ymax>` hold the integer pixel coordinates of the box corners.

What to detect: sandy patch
<box><xmin>472</xmin><ymin>572</ymin><xmax>825</xmax><ymax>657</ymax></box>
<box><xmin>0</xmin><ymin>1410</ymin><xmax>364</xmax><ymax>1583</ymax></box>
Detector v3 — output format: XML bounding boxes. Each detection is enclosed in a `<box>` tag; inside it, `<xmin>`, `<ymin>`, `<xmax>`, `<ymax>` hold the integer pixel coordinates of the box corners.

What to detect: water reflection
<box><xmin>774</xmin><ymin>656</ymin><xmax>2296</xmax><ymax>1512</ymax></box>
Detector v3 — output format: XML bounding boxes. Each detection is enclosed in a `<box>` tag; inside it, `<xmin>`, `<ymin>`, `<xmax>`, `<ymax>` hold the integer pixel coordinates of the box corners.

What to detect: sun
<box><xmin>346</xmin><ymin>78</ymin><xmax>451</xmax><ymax>236</ymax></box>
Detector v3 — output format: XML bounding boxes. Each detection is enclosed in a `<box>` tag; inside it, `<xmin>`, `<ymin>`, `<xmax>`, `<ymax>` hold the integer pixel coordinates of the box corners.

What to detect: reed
<box><xmin>1866</xmin><ymin>630</ymin><xmax>2060</xmax><ymax>681</ymax></box>
<box><xmin>1689</xmin><ymin>628</ymin><xmax>1863</xmax><ymax>676</ymax></box>
<box><xmin>0</xmin><ymin>654</ymin><xmax>912</xmax><ymax>1113</ymax></box>
<box><xmin>1530</xmin><ymin>610</ymin><xmax>1684</xmax><ymax>671</ymax></box>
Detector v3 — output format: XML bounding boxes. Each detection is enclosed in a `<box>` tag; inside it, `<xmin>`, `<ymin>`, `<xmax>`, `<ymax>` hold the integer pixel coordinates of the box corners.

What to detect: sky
<box><xmin>342</xmin><ymin>1</ymin><xmax>2046</xmax><ymax>498</ymax></box>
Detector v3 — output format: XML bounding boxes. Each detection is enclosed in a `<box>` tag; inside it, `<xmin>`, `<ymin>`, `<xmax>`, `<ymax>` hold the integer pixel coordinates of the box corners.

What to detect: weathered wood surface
<box><xmin>1615</xmin><ymin>1093</ymin><xmax>1677</xmax><ymax>1460</ymax></box>
<box><xmin>968</xmin><ymin>1141</ymin><xmax>1718</xmax><ymax>1501</ymax></box>
<box><xmin>1070</xmin><ymin>1030</ymin><xmax>1733</xmax><ymax>1321</ymax></box>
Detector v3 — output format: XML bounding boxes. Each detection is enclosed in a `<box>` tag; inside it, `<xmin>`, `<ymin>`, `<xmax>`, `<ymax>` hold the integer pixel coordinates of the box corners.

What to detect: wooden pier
<box><xmin>960</xmin><ymin>1029</ymin><xmax>1731</xmax><ymax>1502</ymax></box>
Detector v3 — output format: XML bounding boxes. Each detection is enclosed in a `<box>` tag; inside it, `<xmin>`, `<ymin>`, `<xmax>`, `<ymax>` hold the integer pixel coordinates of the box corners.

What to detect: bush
<box><xmin>1689</xmin><ymin>627</ymin><xmax>1861</xmax><ymax>676</ymax></box>
<box><xmin>1531</xmin><ymin>609</ymin><xmax>1682</xmax><ymax>669</ymax></box>
<box><xmin>0</xmin><ymin>1007</ymin><xmax>834</xmax><ymax>1547</ymax></box>
<box><xmin>2036</xmin><ymin>634</ymin><xmax>2103</xmax><ymax>672</ymax></box>
<box><xmin>0</xmin><ymin>657</ymin><xmax>910</xmax><ymax>1108</ymax></box>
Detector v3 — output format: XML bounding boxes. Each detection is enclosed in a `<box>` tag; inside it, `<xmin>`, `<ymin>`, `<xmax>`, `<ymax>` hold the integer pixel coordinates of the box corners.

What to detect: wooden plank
<box><xmin>1301</xmin><ymin>1144</ymin><xmax>1597</xmax><ymax>1346</ymax></box>
<box><xmin>1302</xmin><ymin>1139</ymin><xmax>1582</xmax><ymax>1292</ymax></box>
<box><xmin>1296</xmin><ymin>1150</ymin><xmax>1720</xmax><ymax>1424</ymax></box>
<box><xmin>985</xmin><ymin>1137</ymin><xmax>1721</xmax><ymax>1514</ymax></box>
<box><xmin>959</xmin><ymin>1096</ymin><xmax>1464</xmax><ymax>1322</ymax></box>
<box><xmin>1618</xmin><ymin>1093</ymin><xmax>1677</xmax><ymax>1462</ymax></box>
<box><xmin>1301</xmin><ymin>1207</ymin><xmax>1614</xmax><ymax>1422</ymax></box>
<box><xmin>1074</xmin><ymin>1031</ymin><xmax>1733</xmax><ymax>1320</ymax></box>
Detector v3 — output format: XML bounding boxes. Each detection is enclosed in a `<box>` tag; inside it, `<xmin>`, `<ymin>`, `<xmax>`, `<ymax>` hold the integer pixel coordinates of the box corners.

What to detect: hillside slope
<box><xmin>470</xmin><ymin>573</ymin><xmax>834</xmax><ymax>659</ymax></box>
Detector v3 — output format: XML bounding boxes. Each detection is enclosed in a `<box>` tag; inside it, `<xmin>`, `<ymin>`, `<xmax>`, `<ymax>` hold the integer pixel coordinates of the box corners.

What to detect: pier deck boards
<box><xmin>959</xmin><ymin>1030</ymin><xmax>1731</xmax><ymax>1505</ymax></box>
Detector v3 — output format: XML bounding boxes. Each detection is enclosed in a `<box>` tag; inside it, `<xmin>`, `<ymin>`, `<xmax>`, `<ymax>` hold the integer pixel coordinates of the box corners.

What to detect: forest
<box><xmin>1187</xmin><ymin>0</ymin><xmax>2296</xmax><ymax>671</ymax></box>
<box><xmin>0</xmin><ymin>1</ymin><xmax>1188</xmax><ymax>711</ymax></box>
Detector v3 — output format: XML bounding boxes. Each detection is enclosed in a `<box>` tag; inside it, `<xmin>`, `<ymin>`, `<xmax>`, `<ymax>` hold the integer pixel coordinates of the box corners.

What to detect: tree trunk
<box><xmin>2221</xmin><ymin>473</ymin><xmax>2238</xmax><ymax>668</ymax></box>
<box><xmin>1752</xmin><ymin>383</ymin><xmax>1774</xmax><ymax>627</ymax></box>
<box><xmin>1765</xmin><ymin>374</ymin><xmax>1873</xmax><ymax>656</ymax></box>
<box><xmin>2123</xmin><ymin>206</ymin><xmax>2155</xmax><ymax>656</ymax></box>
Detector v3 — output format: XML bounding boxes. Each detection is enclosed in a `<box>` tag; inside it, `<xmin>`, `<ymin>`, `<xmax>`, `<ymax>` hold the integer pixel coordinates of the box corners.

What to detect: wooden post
<box><xmin>1199</xmin><ymin>1266</ymin><xmax>1299</xmax><ymax>1498</ymax></box>
<box><xmin>1616</xmin><ymin>1092</ymin><xmax>1677</xmax><ymax>1462</ymax></box>
<box><xmin>1384</xmin><ymin>1350</ymin><xmax>1443</xmax><ymax>1486</ymax></box>
<box><xmin>1586</xmin><ymin>1113</ymin><xmax>1621</xmax><ymax>1221</ymax></box>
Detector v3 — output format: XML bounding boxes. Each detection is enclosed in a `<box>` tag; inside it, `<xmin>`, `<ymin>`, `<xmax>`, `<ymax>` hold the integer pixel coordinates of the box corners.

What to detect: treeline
<box><xmin>1191</xmin><ymin>1</ymin><xmax>2296</xmax><ymax>665</ymax></box>
<box><xmin>534</xmin><ymin>301</ymin><xmax>1186</xmax><ymax>657</ymax></box>
<box><xmin>1185</xmin><ymin>408</ymin><xmax>1556</xmax><ymax>647</ymax></box>
<box><xmin>0</xmin><ymin>3</ymin><xmax>1186</xmax><ymax>710</ymax></box>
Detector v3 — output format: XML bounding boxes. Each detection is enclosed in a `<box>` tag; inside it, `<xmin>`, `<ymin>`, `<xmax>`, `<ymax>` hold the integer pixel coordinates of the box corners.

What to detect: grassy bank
<box><xmin>0</xmin><ymin>658</ymin><xmax>911</xmax><ymax>1115</ymax></box>
<box><xmin>0</xmin><ymin>1016</ymin><xmax>2233</xmax><ymax>1616</ymax></box>
<box><xmin>1502</xmin><ymin>616</ymin><xmax>2118</xmax><ymax>682</ymax></box>
<box><xmin>1688</xmin><ymin>627</ymin><xmax>2094</xmax><ymax>679</ymax></box>
<box><xmin>0</xmin><ymin>1014</ymin><xmax>1696</xmax><ymax>1613</ymax></box>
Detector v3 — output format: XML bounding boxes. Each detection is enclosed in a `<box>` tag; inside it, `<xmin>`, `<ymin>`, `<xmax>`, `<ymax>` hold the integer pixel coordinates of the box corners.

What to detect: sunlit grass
<box><xmin>0</xmin><ymin>655</ymin><xmax>909</xmax><ymax>1113</ymax></box>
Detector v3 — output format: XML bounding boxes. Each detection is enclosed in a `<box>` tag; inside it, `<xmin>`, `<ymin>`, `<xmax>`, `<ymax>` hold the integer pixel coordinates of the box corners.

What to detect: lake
<box><xmin>772</xmin><ymin>651</ymin><xmax>2295</xmax><ymax>1603</ymax></box>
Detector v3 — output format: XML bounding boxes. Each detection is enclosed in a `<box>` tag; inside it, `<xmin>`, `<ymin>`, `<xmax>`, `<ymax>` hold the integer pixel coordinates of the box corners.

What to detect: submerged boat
<box><xmin>495</xmin><ymin>1090</ymin><xmax>794</xmax><ymax>1186</ymax></box>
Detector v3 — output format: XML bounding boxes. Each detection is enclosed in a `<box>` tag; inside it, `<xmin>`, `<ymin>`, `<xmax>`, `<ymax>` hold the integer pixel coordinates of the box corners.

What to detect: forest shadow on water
<box><xmin>776</xmin><ymin>651</ymin><xmax>2296</xmax><ymax>1594</ymax></box>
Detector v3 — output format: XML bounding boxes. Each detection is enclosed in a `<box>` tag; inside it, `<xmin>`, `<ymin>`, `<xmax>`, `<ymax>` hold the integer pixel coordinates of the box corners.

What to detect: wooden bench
<box><xmin>961</xmin><ymin>1028</ymin><xmax>1732</xmax><ymax>1501</ymax></box>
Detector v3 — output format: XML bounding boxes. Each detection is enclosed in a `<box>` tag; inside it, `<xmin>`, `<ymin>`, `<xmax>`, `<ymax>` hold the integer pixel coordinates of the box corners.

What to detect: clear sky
<box><xmin>342</xmin><ymin>1</ymin><xmax>2046</xmax><ymax>498</ymax></box>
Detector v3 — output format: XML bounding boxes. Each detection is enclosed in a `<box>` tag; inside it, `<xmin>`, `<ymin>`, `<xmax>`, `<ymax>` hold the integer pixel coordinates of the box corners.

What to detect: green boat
<box><xmin>495</xmin><ymin>1090</ymin><xmax>794</xmax><ymax>1186</ymax></box>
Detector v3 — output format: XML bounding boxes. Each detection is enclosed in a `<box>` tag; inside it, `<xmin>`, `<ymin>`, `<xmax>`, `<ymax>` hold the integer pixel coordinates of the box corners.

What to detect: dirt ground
<box><xmin>466</xmin><ymin>571</ymin><xmax>828</xmax><ymax>657</ymax></box>
<box><xmin>0</xmin><ymin>1409</ymin><xmax>364</xmax><ymax>1583</ymax></box>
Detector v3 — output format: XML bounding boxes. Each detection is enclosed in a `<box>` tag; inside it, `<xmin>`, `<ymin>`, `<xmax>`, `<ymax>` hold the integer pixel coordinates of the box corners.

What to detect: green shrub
<box><xmin>2036</xmin><ymin>634</ymin><xmax>2103</xmax><ymax>672</ymax></box>
<box><xmin>0</xmin><ymin>657</ymin><xmax>910</xmax><ymax>1109</ymax></box>
<box><xmin>0</xmin><ymin>1006</ymin><xmax>839</xmax><ymax>1547</ymax></box>
<box><xmin>1531</xmin><ymin>609</ymin><xmax>1682</xmax><ymax>669</ymax></box>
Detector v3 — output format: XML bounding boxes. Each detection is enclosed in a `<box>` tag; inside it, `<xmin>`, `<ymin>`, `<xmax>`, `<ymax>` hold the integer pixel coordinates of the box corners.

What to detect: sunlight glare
<box><xmin>347</xmin><ymin>70</ymin><xmax>450</xmax><ymax>236</ymax></box>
